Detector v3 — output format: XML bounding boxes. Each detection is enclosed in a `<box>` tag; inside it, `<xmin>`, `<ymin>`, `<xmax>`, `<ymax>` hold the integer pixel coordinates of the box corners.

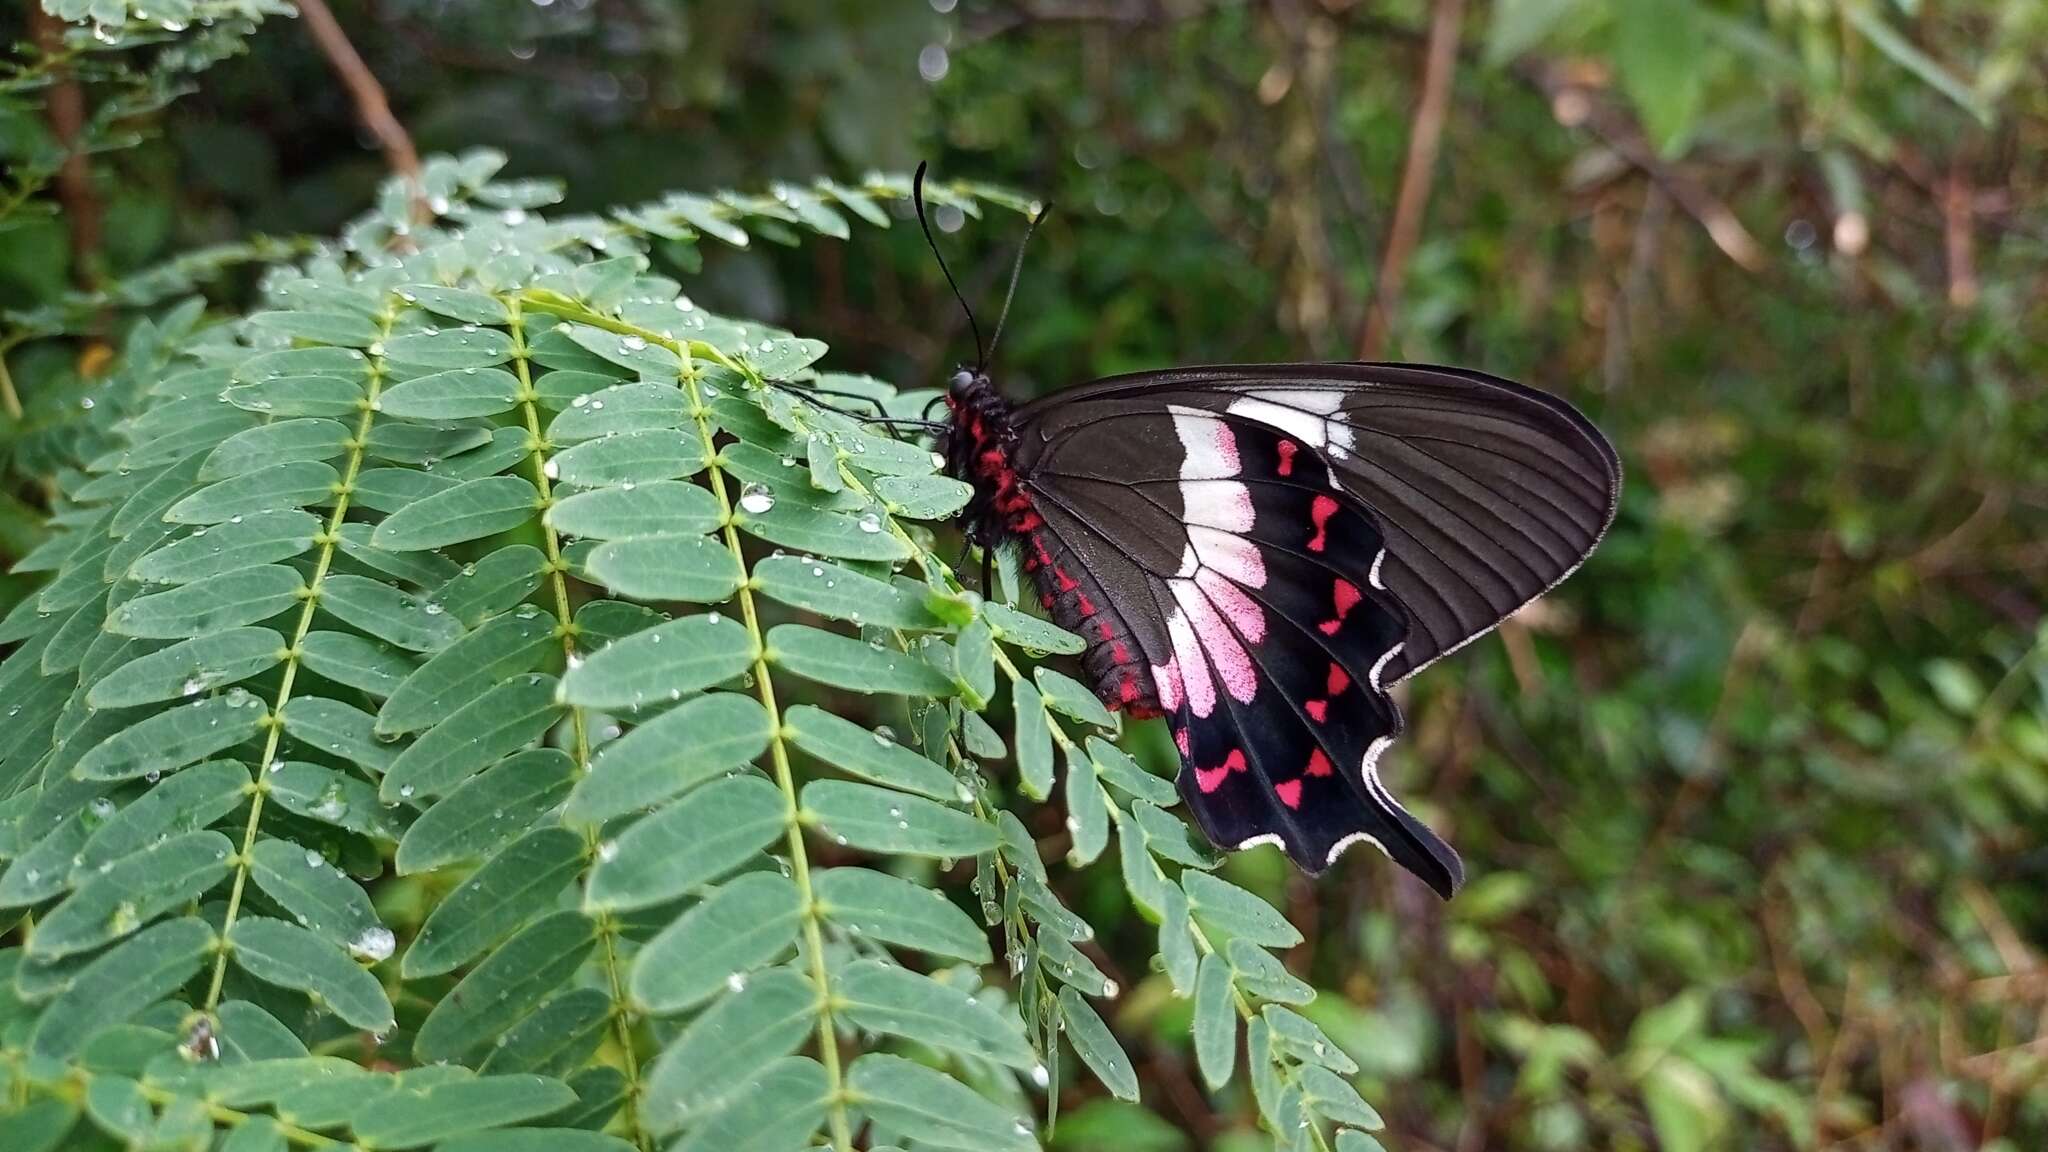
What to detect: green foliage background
<box><xmin>2</xmin><ymin>2</ymin><xmax>2046</xmax><ymax>1151</ymax></box>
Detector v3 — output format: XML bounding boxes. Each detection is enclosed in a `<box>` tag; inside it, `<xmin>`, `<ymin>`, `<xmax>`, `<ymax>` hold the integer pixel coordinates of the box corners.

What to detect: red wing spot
<box><xmin>1276</xmin><ymin>439</ymin><xmax>1297</xmax><ymax>476</ymax></box>
<box><xmin>1054</xmin><ymin>567</ymin><xmax>1079</xmax><ymax>593</ymax></box>
<box><xmin>1307</xmin><ymin>495</ymin><xmax>1339</xmax><ymax>553</ymax></box>
<box><xmin>1306</xmin><ymin>749</ymin><xmax>1333</xmax><ymax>777</ymax></box>
<box><xmin>1320</xmin><ymin>579</ymin><xmax>1363</xmax><ymax>635</ymax></box>
<box><xmin>1076</xmin><ymin>593</ymin><xmax>1097</xmax><ymax>616</ymax></box>
<box><xmin>1333</xmin><ymin>580</ymin><xmax>1362</xmax><ymax>616</ymax></box>
<box><xmin>1275</xmin><ymin>779</ymin><xmax>1303</xmax><ymax>809</ymax></box>
<box><xmin>1093</xmin><ymin>619</ymin><xmax>1114</xmax><ymax>643</ymax></box>
<box><xmin>1110</xmin><ymin>640</ymin><xmax>1131</xmax><ymax>662</ymax></box>
<box><xmin>1305</xmin><ymin>699</ymin><xmax>1328</xmax><ymax>723</ymax></box>
<box><xmin>1326</xmin><ymin>664</ymin><xmax>1351</xmax><ymax>696</ymax></box>
<box><xmin>1117</xmin><ymin>679</ymin><xmax>1140</xmax><ymax>704</ymax></box>
<box><xmin>1039</xmin><ymin>593</ymin><xmax>1055</xmax><ymax>609</ymax></box>
<box><xmin>1195</xmin><ymin>748</ymin><xmax>1247</xmax><ymax>793</ymax></box>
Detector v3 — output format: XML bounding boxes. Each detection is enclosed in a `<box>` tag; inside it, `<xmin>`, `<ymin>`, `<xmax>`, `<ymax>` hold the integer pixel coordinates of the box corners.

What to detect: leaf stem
<box><xmin>202</xmin><ymin>299</ymin><xmax>396</xmax><ymax>1010</ymax></box>
<box><xmin>504</xmin><ymin>298</ymin><xmax>649</xmax><ymax>1151</ymax></box>
<box><xmin>519</xmin><ymin>294</ymin><xmax>855</xmax><ymax>1150</ymax></box>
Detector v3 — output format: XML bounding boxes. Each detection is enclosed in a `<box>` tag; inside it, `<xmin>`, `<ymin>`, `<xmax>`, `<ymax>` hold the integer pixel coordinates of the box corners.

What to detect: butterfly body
<box><xmin>938</xmin><ymin>361</ymin><xmax>1620</xmax><ymax>897</ymax></box>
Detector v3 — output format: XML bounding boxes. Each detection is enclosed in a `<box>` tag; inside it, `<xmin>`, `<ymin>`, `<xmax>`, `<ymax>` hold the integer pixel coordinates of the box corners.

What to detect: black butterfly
<box><xmin>909</xmin><ymin>169</ymin><xmax>1620</xmax><ymax>897</ymax></box>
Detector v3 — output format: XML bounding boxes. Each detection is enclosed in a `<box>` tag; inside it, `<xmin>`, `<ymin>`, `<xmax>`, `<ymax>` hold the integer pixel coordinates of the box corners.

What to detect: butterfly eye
<box><xmin>949</xmin><ymin>370</ymin><xmax>978</xmax><ymax>394</ymax></box>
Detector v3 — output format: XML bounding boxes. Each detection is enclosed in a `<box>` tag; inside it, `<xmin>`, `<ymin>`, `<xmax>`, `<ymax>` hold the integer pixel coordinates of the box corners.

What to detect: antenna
<box><xmin>913</xmin><ymin>162</ymin><xmax>985</xmax><ymax>371</ymax></box>
<box><xmin>987</xmin><ymin>199</ymin><xmax>1052</xmax><ymax>363</ymax></box>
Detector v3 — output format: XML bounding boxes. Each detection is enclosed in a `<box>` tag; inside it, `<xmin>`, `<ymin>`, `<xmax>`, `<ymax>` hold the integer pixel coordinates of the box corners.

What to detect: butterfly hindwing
<box><xmin>1012</xmin><ymin>404</ymin><xmax>1462</xmax><ymax>890</ymax></box>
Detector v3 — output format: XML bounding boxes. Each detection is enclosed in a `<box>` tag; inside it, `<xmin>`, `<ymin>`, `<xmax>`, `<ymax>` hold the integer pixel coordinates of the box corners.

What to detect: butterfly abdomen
<box><xmin>945</xmin><ymin>376</ymin><xmax>1163</xmax><ymax>717</ymax></box>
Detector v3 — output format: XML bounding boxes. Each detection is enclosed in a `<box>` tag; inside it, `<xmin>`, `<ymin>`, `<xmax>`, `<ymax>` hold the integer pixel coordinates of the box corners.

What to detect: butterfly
<box><xmin>896</xmin><ymin>168</ymin><xmax>1619</xmax><ymax>897</ymax></box>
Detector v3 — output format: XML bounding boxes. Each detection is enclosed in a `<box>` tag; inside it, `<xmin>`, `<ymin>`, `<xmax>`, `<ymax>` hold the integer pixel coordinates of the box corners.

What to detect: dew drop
<box><xmin>349</xmin><ymin>926</ymin><xmax>397</xmax><ymax>962</ymax></box>
<box><xmin>738</xmin><ymin>483</ymin><xmax>775</xmax><ymax>514</ymax></box>
<box><xmin>857</xmin><ymin>511</ymin><xmax>883</xmax><ymax>534</ymax></box>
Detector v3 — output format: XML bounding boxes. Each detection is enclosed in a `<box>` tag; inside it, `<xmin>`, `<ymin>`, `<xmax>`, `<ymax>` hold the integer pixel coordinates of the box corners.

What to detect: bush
<box><xmin>0</xmin><ymin>151</ymin><xmax>1384</xmax><ymax>1152</ymax></box>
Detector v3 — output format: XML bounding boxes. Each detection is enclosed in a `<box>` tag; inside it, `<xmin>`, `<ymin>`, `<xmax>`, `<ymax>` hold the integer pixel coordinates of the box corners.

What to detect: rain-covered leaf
<box><xmin>848</xmin><ymin>1053</ymin><xmax>1035</xmax><ymax>1152</ymax></box>
<box><xmin>581</xmin><ymin>535</ymin><xmax>745</xmax><ymax>602</ymax></box>
<box><xmin>129</xmin><ymin>509</ymin><xmax>320</xmax><ymax>585</ymax></box>
<box><xmin>802</xmin><ymin>781</ymin><xmax>996</xmax><ymax>858</ymax></box>
<box><xmin>85</xmin><ymin>627</ymin><xmax>285</xmax><ymax>709</ymax></box>
<box><xmin>566</xmin><ymin>691</ymin><xmax>770</xmax><ymax>825</ymax></box>
<box><xmin>631</xmin><ymin>871</ymin><xmax>802</xmax><ymax>1014</ymax></box>
<box><xmin>840</xmin><ymin>960</ymin><xmax>1036</xmax><ymax>1068</ymax></box>
<box><xmin>198</xmin><ymin>419</ymin><xmax>351</xmax><ymax>481</ymax></box>
<box><xmin>813</xmin><ymin>867</ymin><xmax>991</xmax><ymax>964</ymax></box>
<box><xmin>31</xmin><ymin>917</ymin><xmax>213</xmax><ymax>1059</ymax></box>
<box><xmin>585</xmin><ymin>776</ymin><xmax>785</xmax><ymax>912</ymax></box>
<box><xmin>1194</xmin><ymin>952</ymin><xmax>1238</xmax><ymax>1090</ymax></box>
<box><xmin>371</xmin><ymin>475</ymin><xmax>539</xmax><ymax>551</ymax></box>
<box><xmin>751</xmin><ymin>556</ymin><xmax>941</xmax><ymax>629</ymax></box>
<box><xmin>247</xmin><ymin>837</ymin><xmax>385</xmax><ymax>950</ymax></box>
<box><xmin>397</xmin><ymin>748</ymin><xmax>577</xmax><ymax>874</ymax></box>
<box><xmin>985</xmin><ymin>602</ymin><xmax>1086</xmax><ymax>656</ymax></box>
<box><xmin>783</xmin><ymin>705</ymin><xmax>962</xmax><ymax>802</ymax></box>
<box><xmin>104</xmin><ymin>564</ymin><xmax>304</xmax><ymax>639</ymax></box>
<box><xmin>378</xmin><ymin>367</ymin><xmax>523</xmax><ymax>419</ymax></box>
<box><xmin>347</xmin><ymin>1074</ymin><xmax>578</xmax><ymax>1149</ymax></box>
<box><xmin>1184</xmin><ymin>872</ymin><xmax>1303</xmax><ymax>949</ymax></box>
<box><xmin>403</xmin><ymin>826</ymin><xmax>587</xmax><ymax>978</ymax></box>
<box><xmin>377</xmin><ymin>607</ymin><xmax>558</xmax><ymax>735</ymax></box>
<box><xmin>381</xmin><ymin>326</ymin><xmax>517</xmax><ymax>370</ymax></box>
<box><xmin>1059</xmin><ymin>987</ymin><xmax>1139</xmax><ymax>1101</ymax></box>
<box><xmin>768</xmin><ymin>625</ymin><xmax>952</xmax><ymax>696</ymax></box>
<box><xmin>641</xmin><ymin>968</ymin><xmax>818</xmax><ymax>1127</ymax></box>
<box><xmin>558</xmin><ymin>612</ymin><xmax>755</xmax><ymax>712</ymax></box>
<box><xmin>545</xmin><ymin>429</ymin><xmax>705</xmax><ymax>487</ymax></box>
<box><xmin>29</xmin><ymin>831</ymin><xmax>234</xmax><ymax>960</ymax></box>
<box><xmin>229</xmin><ymin>917</ymin><xmax>395</xmax><ymax>1031</ymax></box>
<box><xmin>75</xmin><ymin>691</ymin><xmax>269</xmax><ymax>780</ymax></box>
<box><xmin>413</xmin><ymin>910</ymin><xmax>597</xmax><ymax>1062</ymax></box>
<box><xmin>379</xmin><ymin>673</ymin><xmax>561</xmax><ymax>801</ymax></box>
<box><xmin>165</xmin><ymin>462</ymin><xmax>339</xmax><ymax>524</ymax></box>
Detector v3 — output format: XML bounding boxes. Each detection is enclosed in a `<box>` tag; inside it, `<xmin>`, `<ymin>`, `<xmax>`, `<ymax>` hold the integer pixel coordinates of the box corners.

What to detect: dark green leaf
<box><xmin>559</xmin><ymin>612</ymin><xmax>755</xmax><ymax>712</ymax></box>
<box><xmin>768</xmin><ymin>625</ymin><xmax>952</xmax><ymax>696</ymax></box>
<box><xmin>397</xmin><ymin>748</ymin><xmax>576</xmax><ymax>874</ymax></box>
<box><xmin>802</xmin><ymin>780</ymin><xmax>997</xmax><ymax>858</ymax></box>
<box><xmin>585</xmin><ymin>776</ymin><xmax>785</xmax><ymax>912</ymax></box>
<box><xmin>751</xmin><ymin>556</ymin><xmax>940</xmax><ymax>629</ymax></box>
<box><xmin>85</xmin><ymin>627</ymin><xmax>286</xmax><ymax>708</ymax></box>
<box><xmin>378</xmin><ymin>367</ymin><xmax>523</xmax><ymax>419</ymax></box>
<box><xmin>31</xmin><ymin>917</ymin><xmax>213</xmax><ymax>1058</ymax></box>
<box><xmin>377</xmin><ymin>606</ymin><xmax>558</xmax><ymax>735</ymax></box>
<box><xmin>198</xmin><ymin>419</ymin><xmax>352</xmax><ymax>481</ymax></box>
<box><xmin>567</xmin><ymin>691</ymin><xmax>771</xmax><ymax>825</ymax></box>
<box><xmin>30</xmin><ymin>831</ymin><xmax>234</xmax><ymax>960</ymax></box>
<box><xmin>228</xmin><ymin>916</ymin><xmax>395</xmax><ymax>1031</ymax></box>
<box><xmin>813</xmin><ymin>867</ymin><xmax>991</xmax><ymax>964</ymax></box>
<box><xmin>547</xmin><ymin>480</ymin><xmax>721</xmax><ymax>539</ymax></box>
<box><xmin>840</xmin><ymin>960</ymin><xmax>1036</xmax><ymax>1068</ymax></box>
<box><xmin>630</xmin><ymin>871</ymin><xmax>801</xmax><ymax>1014</ymax></box>
<box><xmin>246</xmin><ymin>837</ymin><xmax>386</xmax><ymax>951</ymax></box>
<box><xmin>129</xmin><ymin>510</ymin><xmax>320</xmax><ymax>585</ymax></box>
<box><xmin>75</xmin><ymin>691</ymin><xmax>269</xmax><ymax>780</ymax></box>
<box><xmin>371</xmin><ymin>475</ymin><xmax>539</xmax><ymax>551</ymax></box>
<box><xmin>403</xmin><ymin>826</ymin><xmax>587</xmax><ymax>977</ymax></box>
<box><xmin>380</xmin><ymin>673</ymin><xmax>561</xmax><ymax>801</ymax></box>
<box><xmin>165</xmin><ymin>461</ymin><xmax>339</xmax><ymax>524</ymax></box>
<box><xmin>783</xmin><ymin>705</ymin><xmax>963</xmax><ymax>803</ymax></box>
<box><xmin>348</xmin><ymin>1074</ymin><xmax>578</xmax><ymax>1149</ymax></box>
<box><xmin>1059</xmin><ymin>987</ymin><xmax>1139</xmax><ymax>1101</ymax></box>
<box><xmin>641</xmin><ymin>968</ymin><xmax>817</xmax><ymax>1126</ymax></box>
<box><xmin>848</xmin><ymin>1053</ymin><xmax>1034</xmax><ymax>1152</ymax></box>
<box><xmin>413</xmin><ymin>910</ymin><xmax>597</xmax><ymax>1062</ymax></box>
<box><xmin>581</xmin><ymin>535</ymin><xmax>745</xmax><ymax>603</ymax></box>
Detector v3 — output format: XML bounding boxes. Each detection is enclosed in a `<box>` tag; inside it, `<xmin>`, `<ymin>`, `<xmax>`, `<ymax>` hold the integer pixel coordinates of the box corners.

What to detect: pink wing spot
<box><xmin>1166</xmin><ymin>608</ymin><xmax>1218</xmax><ymax>718</ymax></box>
<box><xmin>1305</xmin><ymin>699</ymin><xmax>1328</xmax><ymax>723</ymax></box>
<box><xmin>1306</xmin><ymin>749</ymin><xmax>1333</xmax><ymax>777</ymax></box>
<box><xmin>1307</xmin><ymin>495</ymin><xmax>1339</xmax><ymax>553</ymax></box>
<box><xmin>1190</xmin><ymin>526</ymin><xmax>1267</xmax><ymax>588</ymax></box>
<box><xmin>1326</xmin><ymin>664</ymin><xmax>1351</xmax><ymax>695</ymax></box>
<box><xmin>1318</xmin><ymin>618</ymin><xmax>1342</xmax><ymax>636</ymax></box>
<box><xmin>1173</xmin><ymin>727</ymin><xmax>1191</xmax><ymax>756</ymax></box>
<box><xmin>1195</xmin><ymin>569</ymin><xmax>1265</xmax><ymax>644</ymax></box>
<box><xmin>1153</xmin><ymin>658</ymin><xmax>1185</xmax><ymax>714</ymax></box>
<box><xmin>1276</xmin><ymin>439</ymin><xmax>1297</xmax><ymax>477</ymax></box>
<box><xmin>1275</xmin><ymin>779</ymin><xmax>1303</xmax><ymax>809</ymax></box>
<box><xmin>1174</xmin><ymin>582</ymin><xmax>1258</xmax><ymax>705</ymax></box>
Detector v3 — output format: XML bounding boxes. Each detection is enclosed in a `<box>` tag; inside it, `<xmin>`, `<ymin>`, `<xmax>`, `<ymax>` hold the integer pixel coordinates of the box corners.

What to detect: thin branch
<box><xmin>294</xmin><ymin>0</ymin><xmax>425</xmax><ymax>214</ymax></box>
<box><xmin>1515</xmin><ymin>60</ymin><xmax>1765</xmax><ymax>272</ymax></box>
<box><xmin>28</xmin><ymin>4</ymin><xmax>100</xmax><ymax>288</ymax></box>
<box><xmin>1355</xmin><ymin>0</ymin><xmax>1463</xmax><ymax>360</ymax></box>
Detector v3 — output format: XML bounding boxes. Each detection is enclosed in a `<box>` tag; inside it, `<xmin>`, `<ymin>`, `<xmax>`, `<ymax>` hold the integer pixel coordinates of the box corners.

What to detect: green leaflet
<box><xmin>838</xmin><ymin>960</ymin><xmax>1036</xmax><ymax>1069</ymax></box>
<box><xmin>812</xmin><ymin>867</ymin><xmax>991</xmax><ymax>964</ymax></box>
<box><xmin>245</xmin><ymin>837</ymin><xmax>387</xmax><ymax>953</ymax></box>
<box><xmin>403</xmin><ymin>826</ymin><xmax>587</xmax><ymax>978</ymax></box>
<box><xmin>379</xmin><ymin>673</ymin><xmax>562</xmax><ymax>801</ymax></box>
<box><xmin>584</xmin><ymin>776</ymin><xmax>786</xmax><ymax>912</ymax></box>
<box><xmin>376</xmin><ymin>607</ymin><xmax>558</xmax><ymax>735</ymax></box>
<box><xmin>801</xmin><ymin>780</ymin><xmax>996</xmax><ymax>858</ymax></box>
<box><xmin>545</xmin><ymin>480</ymin><xmax>721</xmax><ymax>540</ymax></box>
<box><xmin>630</xmin><ymin>871</ymin><xmax>802</xmax><ymax>1014</ymax></box>
<box><xmin>84</xmin><ymin>627</ymin><xmax>287</xmax><ymax>709</ymax></box>
<box><xmin>370</xmin><ymin>475</ymin><xmax>540</xmax><ymax>552</ymax></box>
<box><xmin>30</xmin><ymin>917</ymin><xmax>215</xmax><ymax>1059</ymax></box>
<box><xmin>544</xmin><ymin>428</ymin><xmax>706</xmax><ymax>486</ymax></box>
<box><xmin>558</xmin><ymin>611</ymin><xmax>755</xmax><ymax>712</ymax></box>
<box><xmin>228</xmin><ymin>917</ymin><xmax>395</xmax><ymax>1032</ymax></box>
<box><xmin>847</xmin><ymin>1053</ymin><xmax>1035</xmax><ymax>1152</ymax></box>
<box><xmin>640</xmin><ymin>968</ymin><xmax>818</xmax><ymax>1127</ymax></box>
<box><xmin>767</xmin><ymin>625</ymin><xmax>953</xmax><ymax>696</ymax></box>
<box><xmin>413</xmin><ymin>910</ymin><xmax>598</xmax><ymax>1062</ymax></box>
<box><xmin>397</xmin><ymin>748</ymin><xmax>576</xmax><ymax>874</ymax></box>
<box><xmin>782</xmin><ymin>705</ymin><xmax>962</xmax><ymax>802</ymax></box>
<box><xmin>29</xmin><ymin>831</ymin><xmax>234</xmax><ymax>960</ymax></box>
<box><xmin>565</xmin><ymin>690</ymin><xmax>771</xmax><ymax>826</ymax></box>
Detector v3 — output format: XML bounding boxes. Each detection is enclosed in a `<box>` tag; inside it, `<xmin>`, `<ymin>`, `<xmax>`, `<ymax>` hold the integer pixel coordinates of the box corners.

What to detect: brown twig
<box><xmin>1355</xmin><ymin>0</ymin><xmax>1463</xmax><ymax>360</ymax></box>
<box><xmin>1943</xmin><ymin>160</ymin><xmax>1977</xmax><ymax>308</ymax></box>
<box><xmin>294</xmin><ymin>0</ymin><xmax>426</xmax><ymax>216</ymax></box>
<box><xmin>1514</xmin><ymin>61</ymin><xmax>1766</xmax><ymax>273</ymax></box>
<box><xmin>29</xmin><ymin>5</ymin><xmax>101</xmax><ymax>289</ymax></box>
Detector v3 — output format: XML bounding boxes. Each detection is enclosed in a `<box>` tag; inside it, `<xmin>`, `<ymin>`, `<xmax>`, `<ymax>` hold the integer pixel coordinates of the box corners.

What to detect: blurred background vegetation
<box><xmin>3</xmin><ymin>1</ymin><xmax>2045</xmax><ymax>1150</ymax></box>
